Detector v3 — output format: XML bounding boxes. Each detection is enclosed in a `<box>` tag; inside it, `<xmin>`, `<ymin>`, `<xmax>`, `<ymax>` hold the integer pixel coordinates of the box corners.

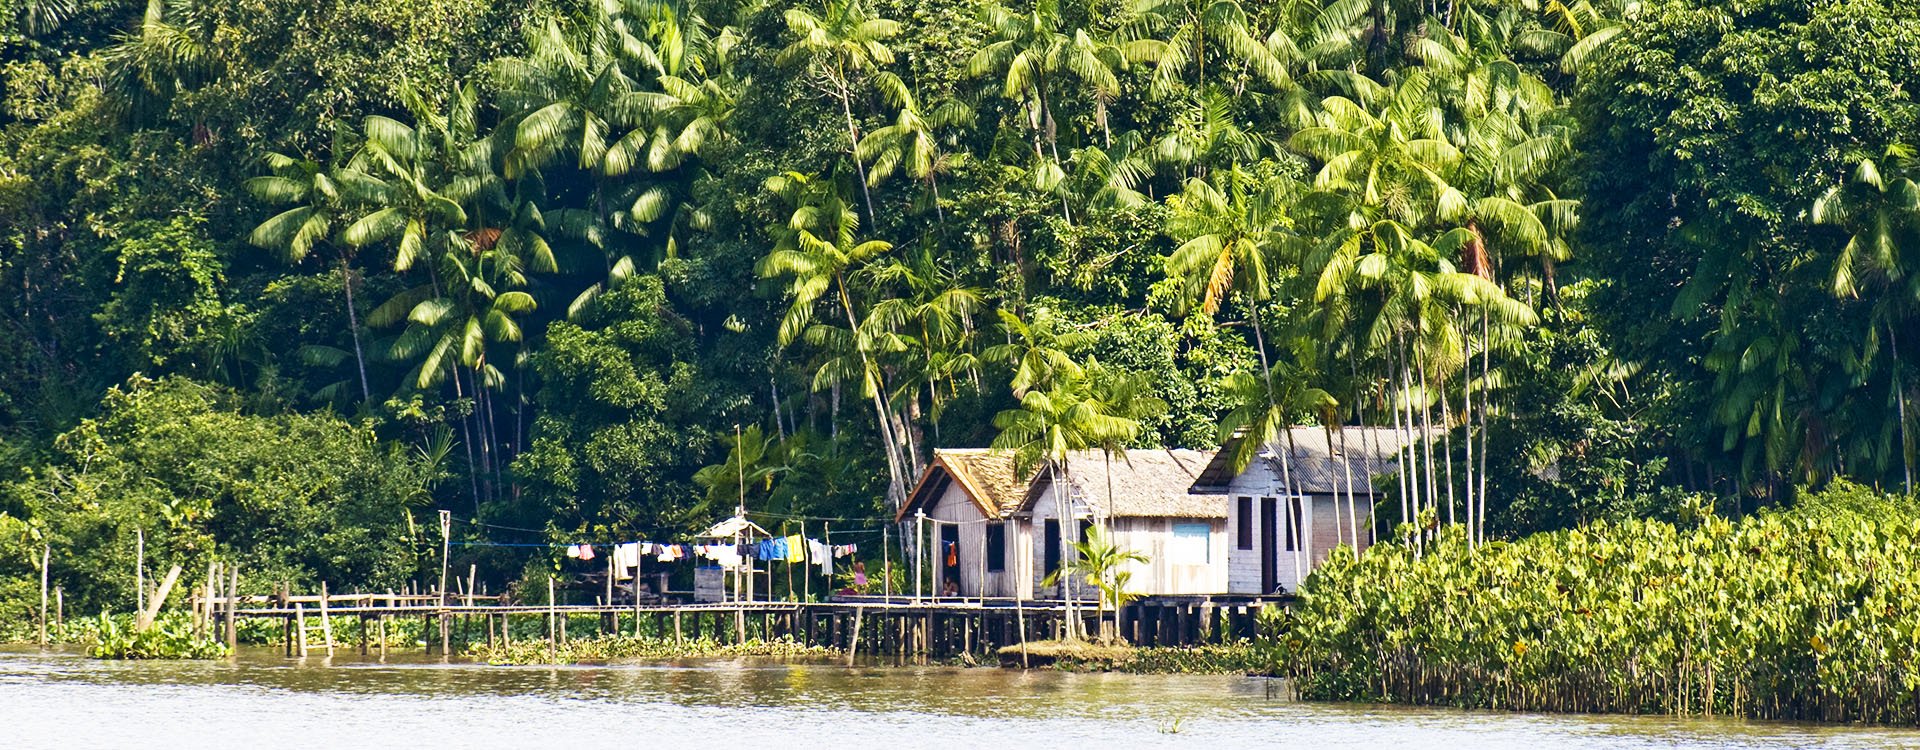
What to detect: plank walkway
<box><xmin>195</xmin><ymin>591</ymin><xmax>1292</xmax><ymax>659</ymax></box>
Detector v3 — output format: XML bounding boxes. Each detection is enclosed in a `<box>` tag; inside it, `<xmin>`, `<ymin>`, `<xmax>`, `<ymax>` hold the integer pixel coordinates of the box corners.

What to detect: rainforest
<box><xmin>1</xmin><ymin>0</ymin><xmax>1918</xmax><ymax>722</ymax></box>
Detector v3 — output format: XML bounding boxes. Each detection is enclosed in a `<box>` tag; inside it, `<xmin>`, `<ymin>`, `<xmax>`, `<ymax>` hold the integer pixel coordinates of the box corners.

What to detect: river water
<box><xmin>3</xmin><ymin>647</ymin><xmax>1916</xmax><ymax>748</ymax></box>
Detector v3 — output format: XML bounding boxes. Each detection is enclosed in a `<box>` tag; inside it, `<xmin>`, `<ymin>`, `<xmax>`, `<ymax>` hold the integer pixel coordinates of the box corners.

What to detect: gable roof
<box><xmin>897</xmin><ymin>449</ymin><xmax>1030</xmax><ymax>521</ymax></box>
<box><xmin>1193</xmin><ymin>426</ymin><xmax>1414</xmax><ymax>494</ymax></box>
<box><xmin>1021</xmin><ymin>449</ymin><xmax>1227</xmax><ymax>518</ymax></box>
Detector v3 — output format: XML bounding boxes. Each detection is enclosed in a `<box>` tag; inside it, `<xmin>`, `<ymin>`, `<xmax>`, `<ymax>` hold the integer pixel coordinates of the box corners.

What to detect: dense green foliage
<box><xmin>1285</xmin><ymin>482</ymin><xmax>1920</xmax><ymax>723</ymax></box>
<box><xmin>1</xmin><ymin>0</ymin><xmax>1915</xmax><ymax>624</ymax></box>
<box><xmin>86</xmin><ymin>612</ymin><xmax>229</xmax><ymax>659</ymax></box>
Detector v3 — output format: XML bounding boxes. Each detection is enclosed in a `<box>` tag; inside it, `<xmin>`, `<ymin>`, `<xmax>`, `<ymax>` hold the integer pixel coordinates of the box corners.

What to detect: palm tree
<box><xmin>1164</xmin><ymin>164</ymin><xmax>1296</xmax><ymax>357</ymax></box>
<box><xmin>777</xmin><ymin>0</ymin><xmax>901</xmax><ymax>220</ymax></box>
<box><xmin>969</xmin><ymin>0</ymin><xmax>1133</xmax><ymax>220</ymax></box>
<box><xmin>493</xmin><ymin>11</ymin><xmax>645</xmax><ymax>179</ymax></box>
<box><xmin>755</xmin><ymin>172</ymin><xmax>914</xmax><ymax>510</ymax></box>
<box><xmin>1813</xmin><ymin>147</ymin><xmax>1920</xmax><ymax>494</ymax></box>
<box><xmin>1126</xmin><ymin>0</ymin><xmax>1289</xmax><ymax>94</ymax></box>
<box><xmin>981</xmin><ymin>307</ymin><xmax>1089</xmax><ymax>397</ymax></box>
<box><xmin>857</xmin><ymin>84</ymin><xmax>973</xmax><ymax>221</ymax></box>
<box><xmin>246</xmin><ymin>154</ymin><xmax>376</xmax><ymax>403</ymax></box>
<box><xmin>991</xmin><ymin>367</ymin><xmax>1145</xmax><ymax>640</ymax></box>
<box><xmin>1215</xmin><ymin>366</ymin><xmax>1334</xmax><ymax>578</ymax></box>
<box><xmin>1044</xmin><ymin>524</ymin><xmax>1148</xmax><ymax>642</ymax></box>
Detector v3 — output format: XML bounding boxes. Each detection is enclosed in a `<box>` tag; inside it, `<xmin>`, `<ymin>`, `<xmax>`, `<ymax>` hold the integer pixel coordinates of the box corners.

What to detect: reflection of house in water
<box><xmin>899</xmin><ymin>429</ymin><xmax>1408</xmax><ymax>599</ymax></box>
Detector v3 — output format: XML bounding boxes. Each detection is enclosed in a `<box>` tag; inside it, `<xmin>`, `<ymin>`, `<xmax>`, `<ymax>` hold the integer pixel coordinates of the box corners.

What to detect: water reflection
<box><xmin>2</xmin><ymin>647</ymin><xmax>1915</xmax><ymax>749</ymax></box>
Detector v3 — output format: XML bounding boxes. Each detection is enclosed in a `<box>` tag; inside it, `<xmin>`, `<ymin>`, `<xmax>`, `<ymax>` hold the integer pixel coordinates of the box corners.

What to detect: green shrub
<box><xmin>1284</xmin><ymin>484</ymin><xmax>1920</xmax><ymax>723</ymax></box>
<box><xmin>86</xmin><ymin>613</ymin><xmax>229</xmax><ymax>660</ymax></box>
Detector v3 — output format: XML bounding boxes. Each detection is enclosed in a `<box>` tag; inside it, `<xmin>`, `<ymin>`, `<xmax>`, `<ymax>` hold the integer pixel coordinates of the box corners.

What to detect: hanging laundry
<box><xmin>565</xmin><ymin>544</ymin><xmax>583</xmax><ymax>559</ymax></box>
<box><xmin>808</xmin><ymin>539</ymin><xmax>832</xmax><ymax>576</ymax></box>
<box><xmin>613</xmin><ymin>543</ymin><xmax>640</xmax><ymax>579</ymax></box>
<box><xmin>577</xmin><ymin>544</ymin><xmax>596</xmax><ymax>561</ymax></box>
<box><xmin>784</xmin><ymin>535</ymin><xmax>805</xmax><ymax>563</ymax></box>
<box><xmin>946</xmin><ymin>541</ymin><xmax>957</xmax><ymax>566</ymax></box>
<box><xmin>833</xmin><ymin>543</ymin><xmax>858</xmax><ymax>558</ymax></box>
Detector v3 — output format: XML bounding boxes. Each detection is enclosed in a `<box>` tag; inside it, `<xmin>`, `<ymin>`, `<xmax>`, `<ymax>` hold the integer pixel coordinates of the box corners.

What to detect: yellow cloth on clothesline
<box><xmin>784</xmin><ymin>535</ymin><xmax>805</xmax><ymax>562</ymax></box>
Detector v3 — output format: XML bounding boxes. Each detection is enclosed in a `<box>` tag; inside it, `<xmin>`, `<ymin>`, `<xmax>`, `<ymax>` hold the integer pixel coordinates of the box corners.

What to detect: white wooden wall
<box><xmin>1025</xmin><ymin>480</ymin><xmax>1229</xmax><ymax>596</ymax></box>
<box><xmin>1222</xmin><ymin>463</ymin><xmax>1376</xmax><ymax>594</ymax></box>
<box><xmin>919</xmin><ymin>482</ymin><xmax>1023</xmax><ymax>597</ymax></box>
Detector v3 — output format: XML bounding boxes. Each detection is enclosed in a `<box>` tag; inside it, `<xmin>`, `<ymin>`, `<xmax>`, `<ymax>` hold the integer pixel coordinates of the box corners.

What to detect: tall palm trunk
<box><xmin>1052</xmin><ymin>461</ymin><xmax>1081</xmax><ymax>640</ymax></box>
<box><xmin>1416</xmin><ymin>343</ymin><xmax>1446</xmax><ymax>527</ymax></box>
<box><xmin>338</xmin><ymin>257</ymin><xmax>371</xmax><ymax>403</ymax></box>
<box><xmin>1276</xmin><ymin>430</ymin><xmax>1303</xmax><ymax>588</ymax></box>
<box><xmin>1335</xmin><ymin>424</ymin><xmax>1360</xmax><ymax>561</ymax></box>
<box><xmin>1389</xmin><ymin>342</ymin><xmax>1411</xmax><ymax>538</ymax></box>
<box><xmin>836</xmin><ymin>276</ymin><xmax>908</xmax><ymax>511</ymax></box>
<box><xmin>835</xmin><ymin>75</ymin><xmax>879</xmax><ymax>222</ymax></box>
<box><xmin>1478</xmin><ymin>309</ymin><xmax>1491</xmax><ymax>542</ymax></box>
<box><xmin>1462</xmin><ymin>315</ymin><xmax>1477</xmax><ymax>547</ymax></box>
<box><xmin>1892</xmin><ymin>321</ymin><xmax>1913</xmax><ymax>496</ymax></box>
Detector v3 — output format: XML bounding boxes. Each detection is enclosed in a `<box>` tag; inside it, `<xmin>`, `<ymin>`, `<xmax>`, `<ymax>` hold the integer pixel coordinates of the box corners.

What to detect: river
<box><xmin>3</xmin><ymin>647</ymin><xmax>1916</xmax><ymax>748</ymax></box>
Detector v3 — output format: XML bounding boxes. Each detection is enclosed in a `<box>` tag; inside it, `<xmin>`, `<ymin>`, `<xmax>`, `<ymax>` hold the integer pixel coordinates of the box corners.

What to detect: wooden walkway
<box><xmin>194</xmin><ymin>590</ymin><xmax>1291</xmax><ymax>659</ymax></box>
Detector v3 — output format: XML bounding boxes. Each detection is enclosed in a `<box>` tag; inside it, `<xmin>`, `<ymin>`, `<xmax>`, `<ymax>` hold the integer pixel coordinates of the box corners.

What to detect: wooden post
<box><xmin>378</xmin><ymin>614</ymin><xmax>388</xmax><ymax>657</ymax></box>
<box><xmin>673</xmin><ymin>610</ymin><xmax>683</xmax><ymax>647</ymax></box>
<box><xmin>134</xmin><ymin>529</ymin><xmax>144</xmax><ymax>614</ymax></box>
<box><xmin>295</xmin><ymin>603</ymin><xmax>309</xmax><ymax>657</ymax></box>
<box><xmin>55</xmin><ymin>586</ymin><xmax>65</xmax><ymax>631</ymax></box>
<box><xmin>224</xmin><ymin>568</ymin><xmax>238</xmax><ymax>650</ymax></box>
<box><xmin>1015</xmin><ymin>595</ymin><xmax>1029</xmax><ymax>668</ymax></box>
<box><xmin>846</xmin><ymin>607</ymin><xmax>863</xmax><ymax>666</ymax></box>
<box><xmin>547</xmin><ymin>576</ymin><xmax>558</xmax><ymax>663</ymax></box>
<box><xmin>137</xmin><ymin>564</ymin><xmax>181</xmax><ymax>632</ymax></box>
<box><xmin>201</xmin><ymin>561</ymin><xmax>215</xmax><ymax>637</ymax></box>
<box><xmin>318</xmin><ymin>582</ymin><xmax>336</xmax><ymax>656</ymax></box>
<box><xmin>37</xmin><ymin>544</ymin><xmax>50</xmax><ymax>646</ymax></box>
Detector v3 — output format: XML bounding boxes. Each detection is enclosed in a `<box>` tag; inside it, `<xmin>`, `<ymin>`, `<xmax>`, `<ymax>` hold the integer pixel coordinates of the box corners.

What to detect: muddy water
<box><xmin>2</xmin><ymin>647</ymin><xmax>1916</xmax><ymax>748</ymax></box>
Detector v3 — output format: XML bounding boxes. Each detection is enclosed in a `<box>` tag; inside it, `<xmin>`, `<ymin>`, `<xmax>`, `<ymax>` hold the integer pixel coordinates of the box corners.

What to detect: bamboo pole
<box><xmin>295</xmin><ymin>603</ymin><xmax>308</xmax><ymax>657</ymax></box>
<box><xmin>318</xmin><ymin>581</ymin><xmax>336</xmax><ymax>656</ymax></box>
<box><xmin>224</xmin><ymin>568</ymin><xmax>238</xmax><ymax>650</ymax></box>
<box><xmin>134</xmin><ymin>529</ymin><xmax>144</xmax><ymax>615</ymax></box>
<box><xmin>38</xmin><ymin>544</ymin><xmax>50</xmax><ymax>646</ymax></box>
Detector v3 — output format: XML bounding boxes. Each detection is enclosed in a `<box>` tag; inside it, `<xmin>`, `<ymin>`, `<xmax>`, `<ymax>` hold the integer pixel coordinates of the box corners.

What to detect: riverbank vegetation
<box><xmin>1003</xmin><ymin>638</ymin><xmax>1275</xmax><ymax>675</ymax></box>
<box><xmin>0</xmin><ymin>0</ymin><xmax>1915</xmax><ymax>652</ymax></box>
<box><xmin>1281</xmin><ymin>482</ymin><xmax>1920</xmax><ymax>724</ymax></box>
<box><xmin>475</xmin><ymin>634</ymin><xmax>836</xmax><ymax>664</ymax></box>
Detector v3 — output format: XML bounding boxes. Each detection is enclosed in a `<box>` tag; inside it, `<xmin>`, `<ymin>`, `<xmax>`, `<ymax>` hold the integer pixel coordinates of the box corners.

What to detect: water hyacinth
<box><xmin>1282</xmin><ymin>491</ymin><xmax>1920</xmax><ymax>724</ymax></box>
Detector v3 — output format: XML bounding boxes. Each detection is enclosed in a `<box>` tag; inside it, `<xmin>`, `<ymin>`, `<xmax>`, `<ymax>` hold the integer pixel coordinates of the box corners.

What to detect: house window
<box><xmin>1236</xmin><ymin>497</ymin><xmax>1253</xmax><ymax>550</ymax></box>
<box><xmin>1284</xmin><ymin>497</ymin><xmax>1304</xmax><ymax>551</ymax></box>
<box><xmin>1044</xmin><ymin>519</ymin><xmax>1061</xmax><ymax>575</ymax></box>
<box><xmin>986</xmin><ymin>522</ymin><xmax>1006</xmax><ymax>572</ymax></box>
<box><xmin>1170</xmin><ymin>523</ymin><xmax>1211</xmax><ymax>565</ymax></box>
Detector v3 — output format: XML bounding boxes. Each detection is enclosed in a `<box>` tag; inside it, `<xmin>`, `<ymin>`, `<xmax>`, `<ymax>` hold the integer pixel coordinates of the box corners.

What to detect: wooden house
<box><xmin>1190</xmin><ymin>426</ymin><xmax>1413</xmax><ymax>595</ymax></box>
<box><xmin>1020</xmin><ymin>449</ymin><xmax>1227</xmax><ymax>597</ymax></box>
<box><xmin>897</xmin><ymin>449</ymin><xmax>1034</xmax><ymax>598</ymax></box>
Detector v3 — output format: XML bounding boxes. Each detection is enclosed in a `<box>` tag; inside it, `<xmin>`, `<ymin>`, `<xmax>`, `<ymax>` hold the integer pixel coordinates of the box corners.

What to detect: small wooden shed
<box><xmin>897</xmin><ymin>449</ymin><xmax>1034</xmax><ymax>598</ymax></box>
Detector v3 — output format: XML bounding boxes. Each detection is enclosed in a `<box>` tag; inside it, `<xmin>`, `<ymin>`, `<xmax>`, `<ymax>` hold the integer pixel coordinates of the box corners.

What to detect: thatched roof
<box><xmin>1193</xmin><ymin>426</ymin><xmax>1414</xmax><ymax>494</ymax></box>
<box><xmin>1022</xmin><ymin>449</ymin><xmax>1227</xmax><ymax>519</ymax></box>
<box><xmin>898</xmin><ymin>449</ymin><xmax>1031</xmax><ymax>521</ymax></box>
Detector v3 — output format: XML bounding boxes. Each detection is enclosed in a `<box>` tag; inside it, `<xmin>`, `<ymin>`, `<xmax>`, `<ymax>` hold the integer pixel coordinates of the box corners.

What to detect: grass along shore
<box><xmin>472</xmin><ymin>635</ymin><xmax>837</xmax><ymax>665</ymax></box>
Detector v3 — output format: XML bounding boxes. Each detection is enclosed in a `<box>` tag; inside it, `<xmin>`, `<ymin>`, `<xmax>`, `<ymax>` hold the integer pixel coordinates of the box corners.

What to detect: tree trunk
<box><xmin>1479</xmin><ymin>308</ymin><xmax>1491</xmax><ymax>542</ymax></box>
<box><xmin>338</xmin><ymin>256</ymin><xmax>371</xmax><ymax>403</ymax></box>
<box><xmin>1892</xmin><ymin>321</ymin><xmax>1913</xmax><ymax>496</ymax></box>
<box><xmin>1417</xmin><ymin>347</ymin><xmax>1445</xmax><ymax>528</ymax></box>
<box><xmin>837</xmin><ymin>276</ymin><xmax>908</xmax><ymax>511</ymax></box>
<box><xmin>837</xmin><ymin>79</ymin><xmax>879</xmax><ymax>222</ymax></box>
